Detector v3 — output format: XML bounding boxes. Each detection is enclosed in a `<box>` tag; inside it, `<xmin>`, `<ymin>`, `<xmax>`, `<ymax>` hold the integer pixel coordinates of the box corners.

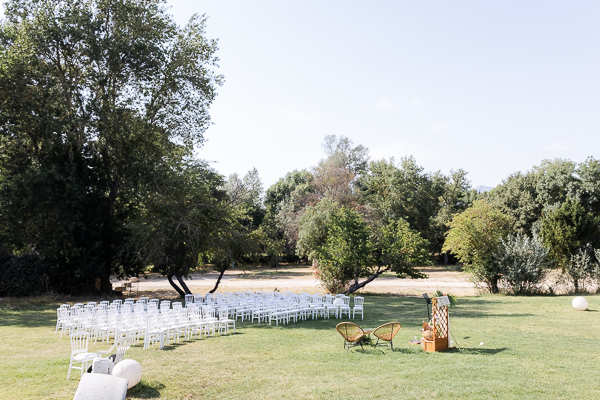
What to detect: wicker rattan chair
<box><xmin>336</xmin><ymin>322</ymin><xmax>366</xmax><ymax>352</ymax></box>
<box><xmin>372</xmin><ymin>322</ymin><xmax>401</xmax><ymax>350</ymax></box>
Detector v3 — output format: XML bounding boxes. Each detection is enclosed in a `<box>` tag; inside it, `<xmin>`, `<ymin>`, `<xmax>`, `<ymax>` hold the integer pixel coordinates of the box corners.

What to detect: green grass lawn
<box><xmin>2</xmin><ymin>294</ymin><xmax>599</xmax><ymax>399</ymax></box>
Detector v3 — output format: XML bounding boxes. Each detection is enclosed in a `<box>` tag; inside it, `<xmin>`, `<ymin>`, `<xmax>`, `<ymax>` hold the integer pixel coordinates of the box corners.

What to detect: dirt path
<box><xmin>120</xmin><ymin>266</ymin><xmax>477</xmax><ymax>298</ymax></box>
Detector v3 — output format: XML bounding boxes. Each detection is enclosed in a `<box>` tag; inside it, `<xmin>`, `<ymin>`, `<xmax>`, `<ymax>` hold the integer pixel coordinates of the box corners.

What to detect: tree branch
<box><xmin>208</xmin><ymin>267</ymin><xmax>227</xmax><ymax>294</ymax></box>
<box><xmin>345</xmin><ymin>266</ymin><xmax>391</xmax><ymax>295</ymax></box>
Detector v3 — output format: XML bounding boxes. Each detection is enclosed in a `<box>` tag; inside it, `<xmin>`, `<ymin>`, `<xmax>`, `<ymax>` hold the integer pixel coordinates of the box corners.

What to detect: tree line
<box><xmin>2</xmin><ymin>0</ymin><xmax>599</xmax><ymax>297</ymax></box>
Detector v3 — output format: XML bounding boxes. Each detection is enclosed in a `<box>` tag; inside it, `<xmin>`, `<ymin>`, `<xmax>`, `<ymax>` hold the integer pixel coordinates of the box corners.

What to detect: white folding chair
<box><xmin>353</xmin><ymin>296</ymin><xmax>364</xmax><ymax>319</ymax></box>
<box><xmin>217</xmin><ymin>308</ymin><xmax>236</xmax><ymax>335</ymax></box>
<box><xmin>67</xmin><ymin>331</ymin><xmax>97</xmax><ymax>380</ymax></box>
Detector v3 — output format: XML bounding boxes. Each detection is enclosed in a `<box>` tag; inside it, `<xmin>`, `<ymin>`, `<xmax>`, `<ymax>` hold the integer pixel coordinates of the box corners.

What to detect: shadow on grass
<box><xmin>0</xmin><ymin>309</ymin><xmax>56</xmax><ymax>328</ymax></box>
<box><xmin>127</xmin><ymin>381</ymin><xmax>165</xmax><ymax>399</ymax></box>
<box><xmin>354</xmin><ymin>347</ymin><xmax>387</xmax><ymax>355</ymax></box>
<box><xmin>449</xmin><ymin>347</ymin><xmax>509</xmax><ymax>355</ymax></box>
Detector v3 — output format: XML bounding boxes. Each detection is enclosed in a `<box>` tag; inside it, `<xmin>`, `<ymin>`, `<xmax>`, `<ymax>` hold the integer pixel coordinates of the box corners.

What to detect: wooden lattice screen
<box><xmin>422</xmin><ymin>296</ymin><xmax>449</xmax><ymax>352</ymax></box>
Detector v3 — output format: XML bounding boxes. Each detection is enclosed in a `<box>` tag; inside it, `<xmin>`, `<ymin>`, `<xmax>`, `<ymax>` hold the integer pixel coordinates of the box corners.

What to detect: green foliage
<box><xmin>298</xmin><ymin>203</ymin><xmax>431</xmax><ymax>293</ymax></box>
<box><xmin>263</xmin><ymin>169</ymin><xmax>314</xmax><ymax>257</ymax></box>
<box><xmin>490</xmin><ymin>172</ymin><xmax>543</xmax><ymax>235</ymax></box>
<box><xmin>540</xmin><ymin>199</ymin><xmax>600</xmax><ymax>271</ymax></box>
<box><xmin>372</xmin><ymin>218</ymin><xmax>430</xmax><ymax>279</ymax></box>
<box><xmin>357</xmin><ymin>157</ymin><xmax>442</xmax><ymax>236</ymax></box>
<box><xmin>296</xmin><ymin>198</ymin><xmax>339</xmax><ymax>261</ymax></box>
<box><xmin>491</xmin><ymin>157</ymin><xmax>600</xmax><ymax>236</ymax></box>
<box><xmin>0</xmin><ymin>251</ymin><xmax>49</xmax><ymax>296</ymax></box>
<box><xmin>564</xmin><ymin>245</ymin><xmax>600</xmax><ymax>293</ymax></box>
<box><xmin>0</xmin><ymin>0</ymin><xmax>220</xmax><ymax>293</ymax></box>
<box><xmin>264</xmin><ymin>170</ymin><xmax>314</xmax><ymax>215</ymax></box>
<box><xmin>431</xmin><ymin>290</ymin><xmax>458</xmax><ymax>307</ymax></box>
<box><xmin>315</xmin><ymin>207</ymin><xmax>371</xmax><ymax>293</ymax></box>
<box><xmin>223</xmin><ymin>168</ymin><xmax>265</xmax><ymax>227</ymax></box>
<box><xmin>494</xmin><ymin>234</ymin><xmax>551</xmax><ymax>294</ymax></box>
<box><xmin>321</xmin><ymin>134</ymin><xmax>370</xmax><ymax>175</ymax></box>
<box><xmin>126</xmin><ymin>161</ymin><xmax>231</xmax><ymax>295</ymax></box>
<box><xmin>533</xmin><ymin>159</ymin><xmax>578</xmax><ymax>208</ymax></box>
<box><xmin>443</xmin><ymin>200</ymin><xmax>511</xmax><ymax>293</ymax></box>
<box><xmin>357</xmin><ymin>157</ymin><xmax>471</xmax><ymax>255</ymax></box>
<box><xmin>431</xmin><ymin>169</ymin><xmax>475</xmax><ymax>255</ymax></box>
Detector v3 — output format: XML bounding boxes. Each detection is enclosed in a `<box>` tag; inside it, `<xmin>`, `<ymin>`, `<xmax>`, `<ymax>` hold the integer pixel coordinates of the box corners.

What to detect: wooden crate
<box><xmin>421</xmin><ymin>337</ymin><xmax>448</xmax><ymax>352</ymax></box>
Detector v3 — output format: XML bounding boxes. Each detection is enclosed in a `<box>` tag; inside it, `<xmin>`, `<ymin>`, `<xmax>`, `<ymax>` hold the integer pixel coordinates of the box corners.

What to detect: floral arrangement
<box><xmin>432</xmin><ymin>290</ymin><xmax>458</xmax><ymax>307</ymax></box>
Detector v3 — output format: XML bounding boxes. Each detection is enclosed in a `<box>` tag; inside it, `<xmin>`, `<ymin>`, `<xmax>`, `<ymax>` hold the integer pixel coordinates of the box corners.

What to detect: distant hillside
<box><xmin>475</xmin><ymin>185</ymin><xmax>493</xmax><ymax>193</ymax></box>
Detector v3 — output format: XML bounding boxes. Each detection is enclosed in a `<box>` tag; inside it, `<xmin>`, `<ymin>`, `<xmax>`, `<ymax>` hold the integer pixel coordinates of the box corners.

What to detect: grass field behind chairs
<box><xmin>2</xmin><ymin>294</ymin><xmax>600</xmax><ymax>399</ymax></box>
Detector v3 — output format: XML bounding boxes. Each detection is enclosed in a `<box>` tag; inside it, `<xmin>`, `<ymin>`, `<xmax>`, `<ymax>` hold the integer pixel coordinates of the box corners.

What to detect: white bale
<box><xmin>572</xmin><ymin>296</ymin><xmax>589</xmax><ymax>311</ymax></box>
<box><xmin>112</xmin><ymin>359</ymin><xmax>142</xmax><ymax>389</ymax></box>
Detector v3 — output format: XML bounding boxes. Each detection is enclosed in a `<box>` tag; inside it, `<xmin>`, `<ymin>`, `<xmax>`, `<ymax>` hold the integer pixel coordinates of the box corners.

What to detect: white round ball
<box><xmin>112</xmin><ymin>359</ymin><xmax>142</xmax><ymax>389</ymax></box>
<box><xmin>333</xmin><ymin>298</ymin><xmax>344</xmax><ymax>306</ymax></box>
<box><xmin>572</xmin><ymin>296</ymin><xmax>589</xmax><ymax>311</ymax></box>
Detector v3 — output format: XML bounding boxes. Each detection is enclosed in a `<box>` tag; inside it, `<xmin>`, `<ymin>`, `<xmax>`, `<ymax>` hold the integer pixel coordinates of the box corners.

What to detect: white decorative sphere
<box><xmin>333</xmin><ymin>298</ymin><xmax>344</xmax><ymax>306</ymax></box>
<box><xmin>572</xmin><ymin>296</ymin><xmax>589</xmax><ymax>311</ymax></box>
<box><xmin>112</xmin><ymin>359</ymin><xmax>142</xmax><ymax>389</ymax></box>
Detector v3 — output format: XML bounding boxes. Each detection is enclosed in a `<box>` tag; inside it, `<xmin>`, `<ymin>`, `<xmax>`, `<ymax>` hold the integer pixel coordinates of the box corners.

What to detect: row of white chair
<box><xmin>58</xmin><ymin>303</ymin><xmax>236</xmax><ymax>349</ymax></box>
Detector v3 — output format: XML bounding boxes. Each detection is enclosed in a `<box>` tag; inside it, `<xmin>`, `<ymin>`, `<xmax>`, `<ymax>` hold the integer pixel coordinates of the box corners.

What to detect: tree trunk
<box><xmin>175</xmin><ymin>272</ymin><xmax>192</xmax><ymax>295</ymax></box>
<box><xmin>443</xmin><ymin>253</ymin><xmax>448</xmax><ymax>265</ymax></box>
<box><xmin>209</xmin><ymin>267</ymin><xmax>227</xmax><ymax>294</ymax></box>
<box><xmin>167</xmin><ymin>273</ymin><xmax>186</xmax><ymax>297</ymax></box>
<box><xmin>344</xmin><ymin>267</ymin><xmax>390</xmax><ymax>295</ymax></box>
<box><xmin>489</xmin><ymin>277</ymin><xmax>499</xmax><ymax>294</ymax></box>
<box><xmin>101</xmin><ymin>170</ymin><xmax>120</xmax><ymax>294</ymax></box>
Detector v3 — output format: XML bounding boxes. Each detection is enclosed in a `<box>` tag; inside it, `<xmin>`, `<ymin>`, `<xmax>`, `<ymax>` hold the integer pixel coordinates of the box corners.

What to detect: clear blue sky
<box><xmin>4</xmin><ymin>1</ymin><xmax>600</xmax><ymax>190</ymax></box>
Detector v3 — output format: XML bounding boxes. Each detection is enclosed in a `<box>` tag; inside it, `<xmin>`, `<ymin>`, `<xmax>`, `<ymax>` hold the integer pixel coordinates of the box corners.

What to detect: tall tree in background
<box><xmin>223</xmin><ymin>168</ymin><xmax>265</xmax><ymax>227</ymax></box>
<box><xmin>431</xmin><ymin>169</ymin><xmax>475</xmax><ymax>262</ymax></box>
<box><xmin>491</xmin><ymin>157</ymin><xmax>600</xmax><ymax>237</ymax></box>
<box><xmin>357</xmin><ymin>157</ymin><xmax>449</xmax><ymax>252</ymax></box>
<box><xmin>0</xmin><ymin>0</ymin><xmax>221</xmax><ymax>293</ymax></box>
<box><xmin>263</xmin><ymin>170</ymin><xmax>314</xmax><ymax>259</ymax></box>
<box><xmin>490</xmin><ymin>171</ymin><xmax>542</xmax><ymax>236</ymax></box>
<box><xmin>540</xmin><ymin>199</ymin><xmax>600</xmax><ymax>272</ymax></box>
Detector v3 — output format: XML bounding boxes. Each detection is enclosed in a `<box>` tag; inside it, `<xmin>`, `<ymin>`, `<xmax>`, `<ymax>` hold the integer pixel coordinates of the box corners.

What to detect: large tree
<box><xmin>127</xmin><ymin>160</ymin><xmax>228</xmax><ymax>297</ymax></box>
<box><xmin>540</xmin><ymin>199</ymin><xmax>600</xmax><ymax>279</ymax></box>
<box><xmin>0</xmin><ymin>0</ymin><xmax>221</xmax><ymax>293</ymax></box>
<box><xmin>443</xmin><ymin>199</ymin><xmax>511</xmax><ymax>293</ymax></box>
<box><xmin>297</xmin><ymin>202</ymin><xmax>430</xmax><ymax>294</ymax></box>
<box><xmin>356</xmin><ymin>157</ymin><xmax>448</xmax><ymax>251</ymax></box>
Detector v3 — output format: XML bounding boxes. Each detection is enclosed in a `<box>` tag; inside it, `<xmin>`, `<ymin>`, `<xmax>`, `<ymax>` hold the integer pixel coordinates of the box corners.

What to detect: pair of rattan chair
<box><xmin>336</xmin><ymin>321</ymin><xmax>401</xmax><ymax>352</ymax></box>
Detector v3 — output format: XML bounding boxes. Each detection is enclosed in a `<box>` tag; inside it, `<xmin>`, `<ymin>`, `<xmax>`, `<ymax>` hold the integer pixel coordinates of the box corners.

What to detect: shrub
<box><xmin>565</xmin><ymin>244</ymin><xmax>600</xmax><ymax>293</ymax></box>
<box><xmin>494</xmin><ymin>234</ymin><xmax>551</xmax><ymax>294</ymax></box>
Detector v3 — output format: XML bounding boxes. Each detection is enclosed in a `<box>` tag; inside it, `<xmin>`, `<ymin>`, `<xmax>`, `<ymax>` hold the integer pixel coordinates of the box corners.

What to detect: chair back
<box><xmin>354</xmin><ymin>296</ymin><xmax>364</xmax><ymax>307</ymax></box>
<box><xmin>114</xmin><ymin>337</ymin><xmax>133</xmax><ymax>364</ymax></box>
<box><xmin>70</xmin><ymin>331</ymin><xmax>90</xmax><ymax>355</ymax></box>
<box><xmin>335</xmin><ymin>322</ymin><xmax>364</xmax><ymax>343</ymax></box>
<box><xmin>373</xmin><ymin>322</ymin><xmax>401</xmax><ymax>342</ymax></box>
<box><xmin>218</xmin><ymin>308</ymin><xmax>229</xmax><ymax>320</ymax></box>
<box><xmin>203</xmin><ymin>307</ymin><xmax>216</xmax><ymax>319</ymax></box>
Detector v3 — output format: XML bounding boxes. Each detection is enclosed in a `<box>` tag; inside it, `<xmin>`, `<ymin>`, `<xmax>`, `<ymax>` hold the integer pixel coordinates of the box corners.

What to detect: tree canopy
<box><xmin>297</xmin><ymin>202</ymin><xmax>430</xmax><ymax>294</ymax></box>
<box><xmin>443</xmin><ymin>199</ymin><xmax>511</xmax><ymax>293</ymax></box>
<box><xmin>0</xmin><ymin>0</ymin><xmax>222</xmax><ymax>293</ymax></box>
